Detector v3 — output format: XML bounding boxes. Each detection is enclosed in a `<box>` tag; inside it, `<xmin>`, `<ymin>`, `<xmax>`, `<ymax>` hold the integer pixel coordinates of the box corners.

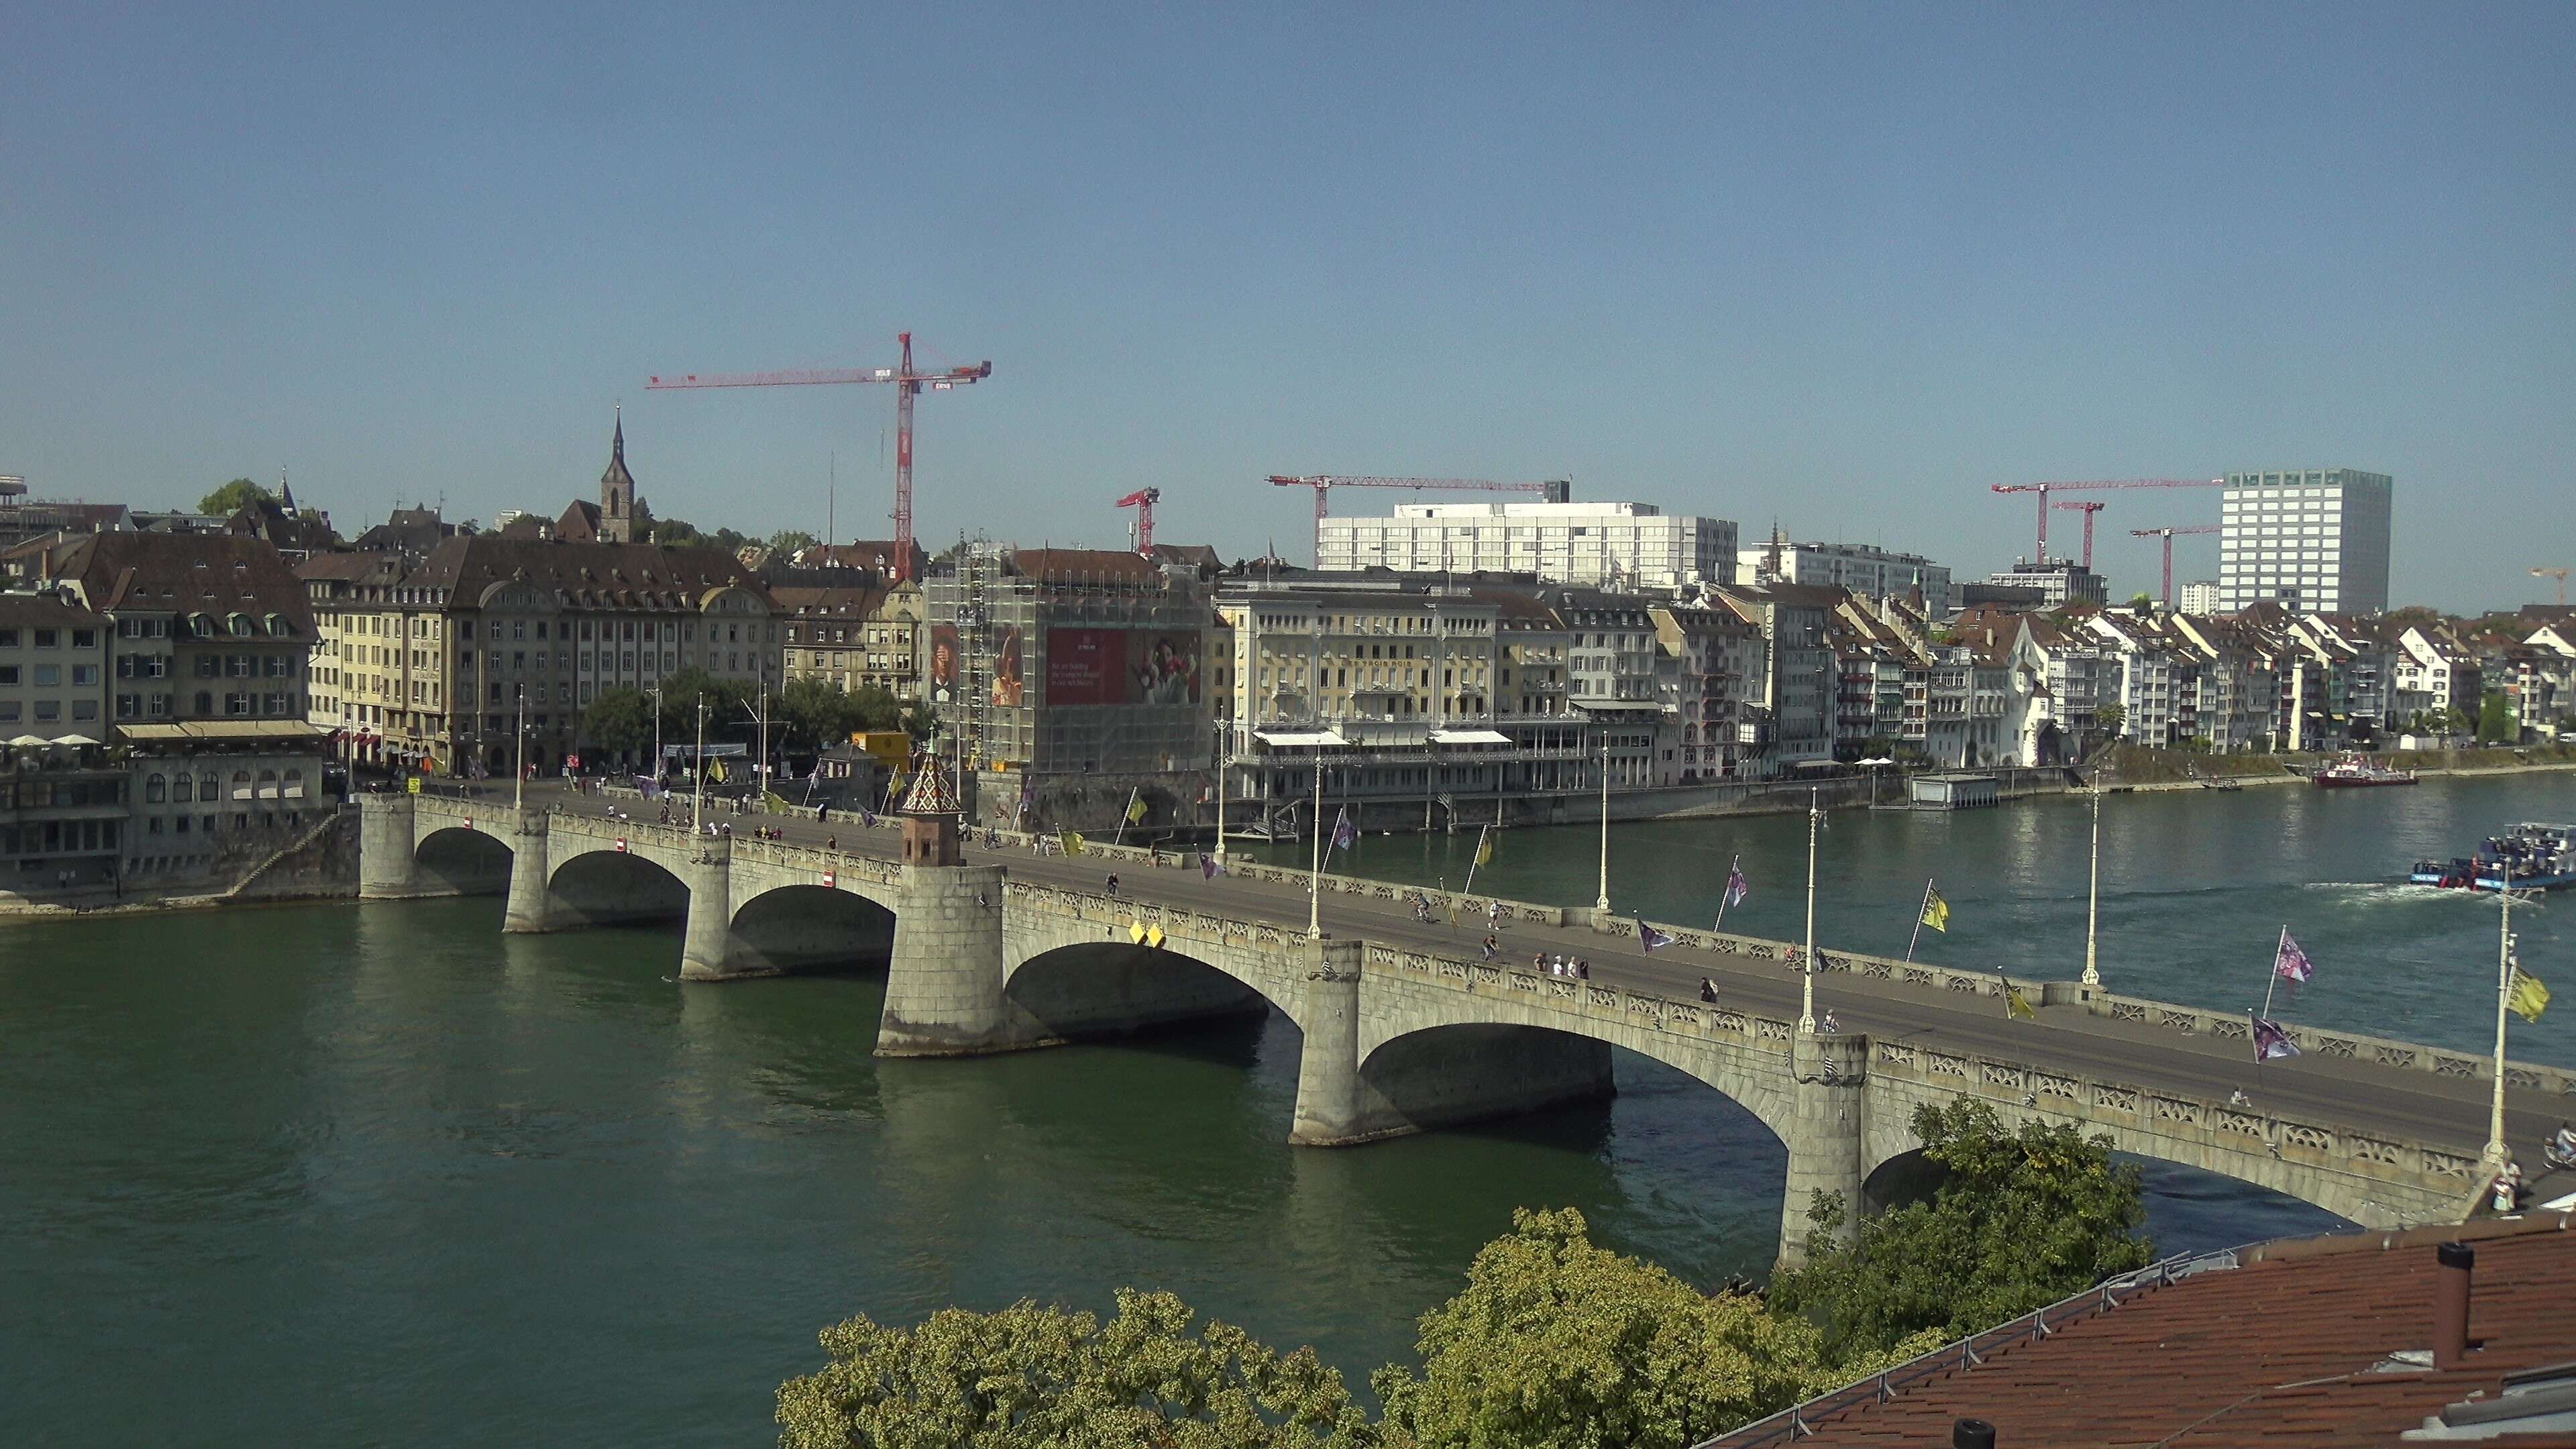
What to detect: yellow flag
<box><xmin>765</xmin><ymin>791</ymin><xmax>794</xmax><ymax>812</ymax></box>
<box><xmin>1921</xmin><ymin>887</ymin><xmax>1951</xmax><ymax>932</ymax></box>
<box><xmin>2509</xmin><ymin>967</ymin><xmax>2551</xmax><ymax>1022</ymax></box>
<box><xmin>1129</xmin><ymin>920</ymin><xmax>1146</xmax><ymax>944</ymax></box>
<box><xmin>708</xmin><ymin>759</ymin><xmax>729</xmax><ymax>783</ymax></box>
<box><xmin>1060</xmin><ymin>829</ymin><xmax>1086</xmax><ymax>856</ymax></box>
<box><xmin>1127</xmin><ymin>795</ymin><xmax>1149</xmax><ymax>824</ymax></box>
<box><xmin>1475</xmin><ymin>831</ymin><xmax>1495</xmax><ymax>867</ymax></box>
<box><xmin>2005</xmin><ymin>984</ymin><xmax>2036</xmax><ymax>1020</ymax></box>
<box><xmin>1146</xmin><ymin>924</ymin><xmax>1166</xmax><ymax>949</ymax></box>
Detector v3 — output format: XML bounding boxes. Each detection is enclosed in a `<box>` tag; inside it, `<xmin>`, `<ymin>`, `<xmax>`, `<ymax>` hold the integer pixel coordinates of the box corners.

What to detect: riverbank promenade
<box><xmin>361</xmin><ymin>784</ymin><xmax>2570</xmax><ymax>1265</ymax></box>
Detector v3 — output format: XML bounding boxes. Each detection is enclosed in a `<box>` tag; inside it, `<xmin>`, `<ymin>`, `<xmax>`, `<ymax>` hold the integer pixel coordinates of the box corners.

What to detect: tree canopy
<box><xmin>1373</xmin><ymin>1207</ymin><xmax>1827</xmax><ymax>1449</ymax></box>
<box><xmin>199</xmin><ymin>478</ymin><xmax>272</xmax><ymax>516</ymax></box>
<box><xmin>1766</xmin><ymin>1098</ymin><xmax>2153</xmax><ymax>1365</ymax></box>
<box><xmin>777</xmin><ymin>1288</ymin><xmax>1375</xmax><ymax>1449</ymax></box>
<box><xmin>770</xmin><ymin>528</ymin><xmax>821</xmax><ymax>555</ymax></box>
<box><xmin>772</xmin><ymin>1108</ymin><xmax>2155</xmax><ymax>1448</ymax></box>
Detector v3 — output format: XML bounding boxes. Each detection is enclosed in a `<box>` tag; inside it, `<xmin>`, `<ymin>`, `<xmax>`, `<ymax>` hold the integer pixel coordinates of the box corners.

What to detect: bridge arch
<box><xmin>414</xmin><ymin>824</ymin><xmax>513</xmax><ymax>895</ymax></box>
<box><xmin>725</xmin><ymin>883</ymin><xmax>898</xmax><ymax>975</ymax></box>
<box><xmin>546</xmin><ymin>845</ymin><xmax>690</xmax><ymax>927</ymax></box>
<box><xmin>1356</xmin><ymin>1014</ymin><xmax>1791</xmax><ymax>1150</ymax></box>
<box><xmin>1002</xmin><ymin>940</ymin><xmax>1280</xmax><ymax>1046</ymax></box>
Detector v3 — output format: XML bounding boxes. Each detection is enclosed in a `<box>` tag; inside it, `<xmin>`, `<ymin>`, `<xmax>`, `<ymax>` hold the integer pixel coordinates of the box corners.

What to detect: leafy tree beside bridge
<box><xmin>773</xmin><ymin>1102</ymin><xmax>2152</xmax><ymax>1448</ymax></box>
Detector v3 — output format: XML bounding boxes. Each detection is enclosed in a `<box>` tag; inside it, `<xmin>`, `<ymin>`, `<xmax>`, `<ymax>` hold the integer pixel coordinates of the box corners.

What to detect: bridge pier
<box><xmin>1778</xmin><ymin>1029</ymin><xmax>1870</xmax><ymax>1270</ymax></box>
<box><xmin>678</xmin><ymin>842</ymin><xmax>742</xmax><ymax>981</ymax></box>
<box><xmin>877</xmin><ymin>862</ymin><xmax>1027</xmax><ymax>1054</ymax></box>
<box><xmin>357</xmin><ymin>794</ymin><xmax>421</xmax><ymax>900</ymax></box>
<box><xmin>500</xmin><ymin>809</ymin><xmax>557</xmax><ymax>933</ymax></box>
<box><xmin>1289</xmin><ymin>939</ymin><xmax>1370</xmax><ymax>1145</ymax></box>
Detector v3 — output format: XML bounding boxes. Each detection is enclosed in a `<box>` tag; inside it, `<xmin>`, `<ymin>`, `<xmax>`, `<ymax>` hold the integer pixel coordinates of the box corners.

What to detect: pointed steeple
<box><xmin>277</xmin><ymin>466</ymin><xmax>297</xmax><ymax>516</ymax></box>
<box><xmin>598</xmin><ymin>406</ymin><xmax>638</xmax><ymax>543</ymax></box>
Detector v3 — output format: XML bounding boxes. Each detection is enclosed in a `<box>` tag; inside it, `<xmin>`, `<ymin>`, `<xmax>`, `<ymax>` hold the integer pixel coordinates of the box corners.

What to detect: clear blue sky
<box><xmin>4</xmin><ymin>3</ymin><xmax>2569</xmax><ymax>609</ymax></box>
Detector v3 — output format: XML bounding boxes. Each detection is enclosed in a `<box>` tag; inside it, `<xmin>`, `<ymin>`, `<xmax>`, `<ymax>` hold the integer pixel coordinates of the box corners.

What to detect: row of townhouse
<box><xmin>6</xmin><ymin>531</ymin><xmax>337</xmax><ymax>898</ymax></box>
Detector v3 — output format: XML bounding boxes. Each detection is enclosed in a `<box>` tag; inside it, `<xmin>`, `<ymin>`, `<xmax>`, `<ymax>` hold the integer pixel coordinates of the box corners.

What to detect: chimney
<box><xmin>2434</xmin><ymin>1240</ymin><xmax>2474</xmax><ymax>1370</ymax></box>
<box><xmin>1953</xmin><ymin>1419</ymin><xmax>1997</xmax><ymax>1449</ymax></box>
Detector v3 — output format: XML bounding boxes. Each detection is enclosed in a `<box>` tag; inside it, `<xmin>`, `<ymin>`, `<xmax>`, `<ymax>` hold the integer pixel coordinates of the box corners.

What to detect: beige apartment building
<box><xmin>297</xmin><ymin>537</ymin><xmax>780</xmax><ymax>776</ymax></box>
<box><xmin>775</xmin><ymin>580</ymin><xmax>923</xmax><ymax>699</ymax></box>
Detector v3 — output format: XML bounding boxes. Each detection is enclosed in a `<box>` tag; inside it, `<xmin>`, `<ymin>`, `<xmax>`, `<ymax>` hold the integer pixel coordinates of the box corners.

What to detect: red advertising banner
<box><xmin>1045</xmin><ymin>628</ymin><xmax>1124</xmax><ymax>706</ymax></box>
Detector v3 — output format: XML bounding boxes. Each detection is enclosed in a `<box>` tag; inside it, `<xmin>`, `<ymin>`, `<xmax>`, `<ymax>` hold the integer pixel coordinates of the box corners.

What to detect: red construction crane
<box><xmin>1116</xmin><ymin>488</ymin><xmax>1161</xmax><ymax>554</ymax></box>
<box><xmin>1992</xmin><ymin>478</ymin><xmax>2222</xmax><ymax>563</ymax></box>
<box><xmin>2051</xmin><ymin>500</ymin><xmax>2108</xmax><ymax>568</ymax></box>
<box><xmin>2533</xmin><ymin>567</ymin><xmax>2569</xmax><ymax>607</ymax></box>
<box><xmin>647</xmin><ymin>332</ymin><xmax>991</xmax><ymax>584</ymax></box>
<box><xmin>1265</xmin><ymin>475</ymin><xmax>1570</xmax><ymax>563</ymax></box>
<box><xmin>2131</xmin><ymin>524</ymin><xmax>2221</xmax><ymax>606</ymax></box>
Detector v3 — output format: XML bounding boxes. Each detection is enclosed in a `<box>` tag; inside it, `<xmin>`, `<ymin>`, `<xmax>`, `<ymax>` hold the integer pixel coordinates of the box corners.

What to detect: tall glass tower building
<box><xmin>2218</xmin><ymin>468</ymin><xmax>2392</xmax><ymax>615</ymax></box>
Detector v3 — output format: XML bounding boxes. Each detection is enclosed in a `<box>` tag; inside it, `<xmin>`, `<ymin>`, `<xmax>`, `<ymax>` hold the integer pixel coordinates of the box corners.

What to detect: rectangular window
<box><xmin>72</xmin><ymin>700</ymin><xmax>97</xmax><ymax>721</ymax></box>
<box><xmin>34</xmin><ymin>664</ymin><xmax>59</xmax><ymax>686</ymax></box>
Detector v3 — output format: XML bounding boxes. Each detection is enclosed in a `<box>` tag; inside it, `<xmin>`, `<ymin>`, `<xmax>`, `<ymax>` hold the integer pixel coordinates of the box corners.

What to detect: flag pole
<box><xmin>1114</xmin><ymin>785</ymin><xmax>1139</xmax><ymax>847</ymax></box>
<box><xmin>2261</xmin><ymin>924</ymin><xmax>2285</xmax><ymax>1022</ymax></box>
<box><xmin>1715</xmin><ymin>853</ymin><xmax>1738</xmax><ymax>932</ymax></box>
<box><xmin>2485</xmin><ymin>859</ymin><xmax>2514</xmax><ymax>1167</ymax></box>
<box><xmin>1905</xmin><ymin>877</ymin><xmax>1933</xmax><ymax>963</ymax></box>
<box><xmin>1462</xmin><ymin>822</ymin><xmax>1489</xmax><ymax>901</ymax></box>
<box><xmin>1799</xmin><ymin>788</ymin><xmax>1820</xmax><ymax>1032</ymax></box>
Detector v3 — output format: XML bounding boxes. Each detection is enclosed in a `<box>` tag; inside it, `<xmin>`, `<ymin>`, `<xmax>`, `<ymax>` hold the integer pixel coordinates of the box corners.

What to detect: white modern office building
<box><xmin>1735</xmin><ymin>539</ymin><xmax>1951</xmax><ymax>614</ymax></box>
<box><xmin>2178</xmin><ymin>581</ymin><xmax>2222</xmax><ymax>615</ymax></box>
<box><xmin>2218</xmin><ymin>468</ymin><xmax>2393</xmax><ymax>616</ymax></box>
<box><xmin>1318</xmin><ymin>500</ymin><xmax>1737</xmax><ymax>591</ymax></box>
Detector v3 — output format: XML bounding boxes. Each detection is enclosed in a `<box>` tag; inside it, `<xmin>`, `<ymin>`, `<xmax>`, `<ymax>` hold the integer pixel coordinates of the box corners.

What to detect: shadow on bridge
<box><xmin>415</xmin><ymin>826</ymin><xmax>511</xmax><ymax>896</ymax></box>
<box><xmin>549</xmin><ymin>850</ymin><xmax>690</xmax><ymax>928</ymax></box>
<box><xmin>1004</xmin><ymin>943</ymin><xmax>1273</xmax><ymax>1045</ymax></box>
<box><xmin>729</xmin><ymin>885</ymin><xmax>897</xmax><ymax>976</ymax></box>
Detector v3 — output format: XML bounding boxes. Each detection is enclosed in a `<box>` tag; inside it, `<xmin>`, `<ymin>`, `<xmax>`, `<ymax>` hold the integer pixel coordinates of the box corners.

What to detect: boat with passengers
<box><xmin>2313</xmin><ymin>752</ymin><xmax>2418</xmax><ymax>788</ymax></box>
<box><xmin>2410</xmin><ymin>821</ymin><xmax>2576</xmax><ymax>892</ymax></box>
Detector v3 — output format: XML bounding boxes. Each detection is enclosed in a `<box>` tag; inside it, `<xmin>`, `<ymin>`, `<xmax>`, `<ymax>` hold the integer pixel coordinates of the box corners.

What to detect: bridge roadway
<box><xmin>372</xmin><ymin>786</ymin><xmax>2576</xmax><ymax>1256</ymax></box>
<box><xmin>514</xmin><ymin>787</ymin><xmax>2559</xmax><ymax>1184</ymax></box>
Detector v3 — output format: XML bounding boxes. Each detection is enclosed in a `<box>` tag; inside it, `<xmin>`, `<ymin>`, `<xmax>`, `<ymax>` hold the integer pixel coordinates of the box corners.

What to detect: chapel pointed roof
<box><xmin>900</xmin><ymin>748</ymin><xmax>961</xmax><ymax>816</ymax></box>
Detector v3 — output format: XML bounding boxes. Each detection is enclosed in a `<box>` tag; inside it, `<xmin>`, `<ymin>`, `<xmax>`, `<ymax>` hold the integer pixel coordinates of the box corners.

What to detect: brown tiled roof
<box><xmin>1723</xmin><ymin>582</ymin><xmax>1849</xmax><ymax>610</ymax></box>
<box><xmin>809</xmin><ymin>540</ymin><xmax>930</xmax><ymax>577</ymax></box>
<box><xmin>1722</xmin><ymin>1215</ymin><xmax>2576</xmax><ymax>1449</ymax></box>
<box><xmin>48</xmin><ymin>531</ymin><xmax>314</xmax><ymax>630</ymax></box>
<box><xmin>1007</xmin><ymin>547</ymin><xmax>1167</xmax><ymax>584</ymax></box>
<box><xmin>405</xmin><ymin>536</ymin><xmax>775</xmax><ymax>611</ymax></box>
<box><xmin>0</xmin><ymin>591</ymin><xmax>108</xmax><ymax>629</ymax></box>
<box><xmin>293</xmin><ymin>551</ymin><xmax>403</xmax><ymax>583</ymax></box>
<box><xmin>771</xmin><ymin>584</ymin><xmax>891</xmax><ymax>619</ymax></box>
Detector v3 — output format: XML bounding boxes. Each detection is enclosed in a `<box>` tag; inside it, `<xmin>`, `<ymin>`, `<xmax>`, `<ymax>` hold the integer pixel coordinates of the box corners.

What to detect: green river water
<box><xmin>5</xmin><ymin>773</ymin><xmax>2568</xmax><ymax>1444</ymax></box>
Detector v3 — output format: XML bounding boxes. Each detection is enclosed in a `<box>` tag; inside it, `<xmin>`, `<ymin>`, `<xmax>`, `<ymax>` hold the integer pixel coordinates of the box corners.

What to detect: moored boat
<box><xmin>2313</xmin><ymin>752</ymin><xmax>2418</xmax><ymax>788</ymax></box>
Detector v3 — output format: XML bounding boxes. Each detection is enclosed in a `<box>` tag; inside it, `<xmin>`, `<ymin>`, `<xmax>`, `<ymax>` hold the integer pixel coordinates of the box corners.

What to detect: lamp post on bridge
<box><xmin>512</xmin><ymin>687</ymin><xmax>526</xmax><ymax>812</ymax></box>
<box><xmin>1306</xmin><ymin>749</ymin><xmax>1325</xmax><ymax>939</ymax></box>
<box><xmin>1594</xmin><ymin>733</ymin><xmax>1611</xmax><ymax>918</ymax></box>
<box><xmin>2483</xmin><ymin>861</ymin><xmax>2518</xmax><ymax>1170</ymax></box>
<box><xmin>2082</xmin><ymin>780</ymin><xmax>2104</xmax><ymax>989</ymax></box>
<box><xmin>1800</xmin><ymin>786</ymin><xmax>1822</xmax><ymax>1032</ymax></box>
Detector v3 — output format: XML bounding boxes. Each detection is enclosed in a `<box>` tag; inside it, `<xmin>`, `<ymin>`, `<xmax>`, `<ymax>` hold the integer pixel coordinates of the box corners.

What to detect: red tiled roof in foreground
<box><xmin>1709</xmin><ymin>1213</ymin><xmax>2576</xmax><ymax>1449</ymax></box>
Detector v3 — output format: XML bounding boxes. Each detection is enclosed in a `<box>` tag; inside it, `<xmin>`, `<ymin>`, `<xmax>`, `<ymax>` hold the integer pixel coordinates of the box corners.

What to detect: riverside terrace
<box><xmin>358</xmin><ymin>786</ymin><xmax>2574</xmax><ymax>1267</ymax></box>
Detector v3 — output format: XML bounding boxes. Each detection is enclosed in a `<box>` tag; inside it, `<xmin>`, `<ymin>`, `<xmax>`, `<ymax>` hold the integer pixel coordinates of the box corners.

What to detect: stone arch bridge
<box><xmin>361</xmin><ymin>794</ymin><xmax>2521</xmax><ymax>1265</ymax></box>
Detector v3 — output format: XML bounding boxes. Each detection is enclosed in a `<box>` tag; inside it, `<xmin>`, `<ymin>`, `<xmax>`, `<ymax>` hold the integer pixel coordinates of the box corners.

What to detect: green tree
<box><xmin>199</xmin><ymin>478</ymin><xmax>272</xmax><ymax>516</ymax></box>
<box><xmin>770</xmin><ymin>528</ymin><xmax>820</xmax><ymax>555</ymax></box>
<box><xmin>1371</xmin><ymin>1208</ymin><xmax>1827</xmax><ymax>1449</ymax></box>
<box><xmin>2477</xmin><ymin>688</ymin><xmax>2514</xmax><ymax>745</ymax></box>
<box><xmin>2126</xmin><ymin>592</ymin><xmax>2156</xmax><ymax>612</ymax></box>
<box><xmin>579</xmin><ymin>686</ymin><xmax>659</xmax><ymax>759</ymax></box>
<box><xmin>776</xmin><ymin>1287</ymin><xmax>1375</xmax><ymax>1449</ymax></box>
<box><xmin>655</xmin><ymin>668</ymin><xmax>758</xmax><ymax>751</ymax></box>
<box><xmin>1768</xmin><ymin>1099</ymin><xmax>2153</xmax><ymax>1366</ymax></box>
<box><xmin>2092</xmin><ymin>702</ymin><xmax>2125</xmax><ymax>737</ymax></box>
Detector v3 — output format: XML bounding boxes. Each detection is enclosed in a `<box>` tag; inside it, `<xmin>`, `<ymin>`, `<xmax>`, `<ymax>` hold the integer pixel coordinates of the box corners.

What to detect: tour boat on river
<box><xmin>2312</xmin><ymin>752</ymin><xmax>2418</xmax><ymax>788</ymax></box>
<box><xmin>2410</xmin><ymin>822</ymin><xmax>2576</xmax><ymax>892</ymax></box>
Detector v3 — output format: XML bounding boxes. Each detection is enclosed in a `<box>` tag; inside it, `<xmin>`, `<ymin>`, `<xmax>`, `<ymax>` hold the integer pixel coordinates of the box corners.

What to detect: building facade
<box><xmin>2178</xmin><ymin>581</ymin><xmax>2222</xmax><ymax>615</ymax></box>
<box><xmin>2218</xmin><ymin>468</ymin><xmax>2393</xmax><ymax>616</ymax></box>
<box><xmin>777</xmin><ymin>580</ymin><xmax>924</xmax><ymax>699</ymax></box>
<box><xmin>0</xmin><ymin>592</ymin><xmax>109</xmax><ymax>738</ymax></box>
<box><xmin>1978</xmin><ymin>559</ymin><xmax>2108</xmax><ymax>610</ymax></box>
<box><xmin>1738</xmin><ymin>539</ymin><xmax>1951</xmax><ymax>614</ymax></box>
<box><xmin>1318</xmin><ymin>497</ymin><xmax>1737</xmax><ymax>591</ymax></box>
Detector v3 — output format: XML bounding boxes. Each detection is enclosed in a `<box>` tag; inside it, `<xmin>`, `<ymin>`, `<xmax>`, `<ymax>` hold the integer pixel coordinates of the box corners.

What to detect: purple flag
<box><xmin>861</xmin><ymin>808</ymin><xmax>878</xmax><ymax>829</ymax></box>
<box><xmin>1724</xmin><ymin>861</ymin><xmax>1750</xmax><ymax>909</ymax></box>
<box><xmin>1331</xmin><ymin>808</ymin><xmax>1356</xmax><ymax>853</ymax></box>
<box><xmin>1199</xmin><ymin>851</ymin><xmax>1225</xmax><ymax>880</ymax></box>
<box><xmin>1638</xmin><ymin>920</ymin><xmax>1677</xmax><ymax>953</ymax></box>
<box><xmin>2274</xmin><ymin>931</ymin><xmax>2314</xmax><ymax>986</ymax></box>
<box><xmin>2251</xmin><ymin>1013</ymin><xmax>2301</xmax><ymax>1061</ymax></box>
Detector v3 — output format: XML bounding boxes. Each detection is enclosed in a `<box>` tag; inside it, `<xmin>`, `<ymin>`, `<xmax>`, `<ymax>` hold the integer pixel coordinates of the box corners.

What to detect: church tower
<box><xmin>600</xmin><ymin>408</ymin><xmax>639</xmax><ymax>543</ymax></box>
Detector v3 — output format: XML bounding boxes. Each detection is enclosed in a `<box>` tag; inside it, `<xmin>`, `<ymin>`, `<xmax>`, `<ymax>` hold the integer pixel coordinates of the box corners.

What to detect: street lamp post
<box><xmin>692</xmin><ymin>697</ymin><xmax>708</xmax><ymax>835</ymax></box>
<box><xmin>512</xmin><ymin>688</ymin><xmax>526</xmax><ymax>812</ymax></box>
<box><xmin>1594</xmin><ymin>733</ymin><xmax>1611</xmax><ymax>917</ymax></box>
<box><xmin>2082</xmin><ymin>782</ymin><xmax>2104</xmax><ymax>988</ymax></box>
<box><xmin>1307</xmin><ymin>749</ymin><xmax>1325</xmax><ymax>938</ymax></box>
<box><xmin>1801</xmin><ymin>786</ymin><xmax>1821</xmax><ymax>1032</ymax></box>
<box><xmin>647</xmin><ymin>683</ymin><xmax>664</xmax><ymax>787</ymax></box>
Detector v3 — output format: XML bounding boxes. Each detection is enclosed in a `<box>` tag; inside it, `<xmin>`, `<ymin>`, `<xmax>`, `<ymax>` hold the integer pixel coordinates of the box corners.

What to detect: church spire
<box><xmin>278</xmin><ymin>466</ymin><xmax>296</xmax><ymax>516</ymax></box>
<box><xmin>599</xmin><ymin>406</ymin><xmax>638</xmax><ymax>543</ymax></box>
